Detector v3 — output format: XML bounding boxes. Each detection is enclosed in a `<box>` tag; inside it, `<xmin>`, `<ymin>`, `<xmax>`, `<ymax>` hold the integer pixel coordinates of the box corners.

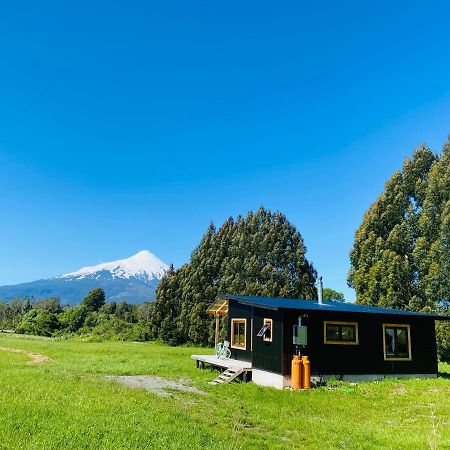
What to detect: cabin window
<box><xmin>383</xmin><ymin>324</ymin><xmax>411</xmax><ymax>360</ymax></box>
<box><xmin>231</xmin><ymin>319</ymin><xmax>247</xmax><ymax>350</ymax></box>
<box><xmin>257</xmin><ymin>318</ymin><xmax>273</xmax><ymax>342</ymax></box>
<box><xmin>324</xmin><ymin>321</ymin><xmax>359</xmax><ymax>345</ymax></box>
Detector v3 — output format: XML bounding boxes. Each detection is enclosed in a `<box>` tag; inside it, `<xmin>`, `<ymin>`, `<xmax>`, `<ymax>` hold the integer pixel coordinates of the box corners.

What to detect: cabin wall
<box><xmin>251</xmin><ymin>308</ymin><xmax>284</xmax><ymax>373</ymax></box>
<box><xmin>282</xmin><ymin>310</ymin><xmax>438</xmax><ymax>377</ymax></box>
<box><xmin>228</xmin><ymin>301</ymin><xmax>285</xmax><ymax>372</ymax></box>
<box><xmin>227</xmin><ymin>301</ymin><xmax>439</xmax><ymax>379</ymax></box>
<box><xmin>227</xmin><ymin>302</ymin><xmax>253</xmax><ymax>362</ymax></box>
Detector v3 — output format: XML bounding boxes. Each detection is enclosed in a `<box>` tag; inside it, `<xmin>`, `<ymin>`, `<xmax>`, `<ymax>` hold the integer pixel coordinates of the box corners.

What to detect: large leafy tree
<box><xmin>151</xmin><ymin>207</ymin><xmax>317</xmax><ymax>346</ymax></box>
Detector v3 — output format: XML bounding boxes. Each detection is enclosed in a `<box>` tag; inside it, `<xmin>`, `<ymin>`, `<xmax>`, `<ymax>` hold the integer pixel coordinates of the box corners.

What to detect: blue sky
<box><xmin>1</xmin><ymin>1</ymin><xmax>450</xmax><ymax>300</ymax></box>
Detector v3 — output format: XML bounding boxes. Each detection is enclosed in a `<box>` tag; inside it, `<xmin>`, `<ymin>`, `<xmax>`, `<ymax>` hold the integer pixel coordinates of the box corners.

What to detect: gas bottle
<box><xmin>291</xmin><ymin>355</ymin><xmax>303</xmax><ymax>390</ymax></box>
<box><xmin>302</xmin><ymin>355</ymin><xmax>311</xmax><ymax>389</ymax></box>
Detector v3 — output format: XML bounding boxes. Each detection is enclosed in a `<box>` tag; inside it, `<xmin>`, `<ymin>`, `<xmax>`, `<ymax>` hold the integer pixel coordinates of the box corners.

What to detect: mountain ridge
<box><xmin>0</xmin><ymin>251</ymin><xmax>168</xmax><ymax>305</ymax></box>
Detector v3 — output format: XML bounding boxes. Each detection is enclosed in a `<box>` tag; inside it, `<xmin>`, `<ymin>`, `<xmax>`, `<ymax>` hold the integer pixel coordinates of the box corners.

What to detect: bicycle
<box><xmin>216</xmin><ymin>340</ymin><xmax>231</xmax><ymax>359</ymax></box>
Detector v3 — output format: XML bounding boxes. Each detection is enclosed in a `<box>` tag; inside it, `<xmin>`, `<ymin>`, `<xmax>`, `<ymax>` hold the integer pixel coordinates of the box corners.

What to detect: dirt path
<box><xmin>0</xmin><ymin>347</ymin><xmax>50</xmax><ymax>364</ymax></box>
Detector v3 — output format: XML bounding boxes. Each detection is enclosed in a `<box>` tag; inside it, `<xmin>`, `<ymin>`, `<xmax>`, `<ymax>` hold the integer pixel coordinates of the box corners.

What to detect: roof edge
<box><xmin>218</xmin><ymin>294</ymin><xmax>450</xmax><ymax>320</ymax></box>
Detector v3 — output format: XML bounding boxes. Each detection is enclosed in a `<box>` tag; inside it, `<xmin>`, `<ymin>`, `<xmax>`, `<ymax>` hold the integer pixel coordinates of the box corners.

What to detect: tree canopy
<box><xmin>322</xmin><ymin>288</ymin><xmax>345</xmax><ymax>302</ymax></box>
<box><xmin>151</xmin><ymin>207</ymin><xmax>317</xmax><ymax>345</ymax></box>
<box><xmin>80</xmin><ymin>288</ymin><xmax>106</xmax><ymax>312</ymax></box>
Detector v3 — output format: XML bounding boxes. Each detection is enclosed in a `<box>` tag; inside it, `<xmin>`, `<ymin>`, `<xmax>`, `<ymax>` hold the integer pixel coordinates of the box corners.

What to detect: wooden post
<box><xmin>215</xmin><ymin>315</ymin><xmax>220</xmax><ymax>348</ymax></box>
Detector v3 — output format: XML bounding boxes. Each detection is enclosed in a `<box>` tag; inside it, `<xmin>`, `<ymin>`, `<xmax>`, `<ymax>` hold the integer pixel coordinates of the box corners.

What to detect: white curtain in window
<box><xmin>386</xmin><ymin>328</ymin><xmax>395</xmax><ymax>353</ymax></box>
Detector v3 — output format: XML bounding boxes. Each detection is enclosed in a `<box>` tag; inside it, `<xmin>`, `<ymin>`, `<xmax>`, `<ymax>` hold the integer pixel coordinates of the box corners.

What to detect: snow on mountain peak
<box><xmin>58</xmin><ymin>250</ymin><xmax>169</xmax><ymax>281</ymax></box>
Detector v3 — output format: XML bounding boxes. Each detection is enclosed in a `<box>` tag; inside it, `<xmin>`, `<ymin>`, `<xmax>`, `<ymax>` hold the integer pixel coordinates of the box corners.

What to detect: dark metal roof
<box><xmin>219</xmin><ymin>294</ymin><xmax>450</xmax><ymax>320</ymax></box>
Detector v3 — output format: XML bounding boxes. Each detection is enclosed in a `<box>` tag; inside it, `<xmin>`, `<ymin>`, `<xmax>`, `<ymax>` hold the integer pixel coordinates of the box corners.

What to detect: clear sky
<box><xmin>1</xmin><ymin>1</ymin><xmax>450</xmax><ymax>301</ymax></box>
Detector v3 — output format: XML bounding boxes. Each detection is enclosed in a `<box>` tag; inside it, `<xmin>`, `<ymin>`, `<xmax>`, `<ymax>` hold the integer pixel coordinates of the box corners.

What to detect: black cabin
<box><xmin>207</xmin><ymin>294</ymin><xmax>448</xmax><ymax>388</ymax></box>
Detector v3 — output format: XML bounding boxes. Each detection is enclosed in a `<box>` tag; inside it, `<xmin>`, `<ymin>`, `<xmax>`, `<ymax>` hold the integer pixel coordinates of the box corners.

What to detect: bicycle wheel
<box><xmin>224</xmin><ymin>348</ymin><xmax>231</xmax><ymax>360</ymax></box>
<box><xmin>216</xmin><ymin>344</ymin><xmax>223</xmax><ymax>358</ymax></box>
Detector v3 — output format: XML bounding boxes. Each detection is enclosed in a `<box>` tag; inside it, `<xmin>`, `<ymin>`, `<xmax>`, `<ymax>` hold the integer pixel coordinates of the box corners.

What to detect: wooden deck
<box><xmin>191</xmin><ymin>354</ymin><xmax>252</xmax><ymax>378</ymax></box>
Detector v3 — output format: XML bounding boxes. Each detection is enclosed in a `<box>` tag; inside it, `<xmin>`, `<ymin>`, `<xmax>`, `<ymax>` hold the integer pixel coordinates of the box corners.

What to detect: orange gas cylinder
<box><xmin>301</xmin><ymin>356</ymin><xmax>311</xmax><ymax>389</ymax></box>
<box><xmin>291</xmin><ymin>355</ymin><xmax>303</xmax><ymax>390</ymax></box>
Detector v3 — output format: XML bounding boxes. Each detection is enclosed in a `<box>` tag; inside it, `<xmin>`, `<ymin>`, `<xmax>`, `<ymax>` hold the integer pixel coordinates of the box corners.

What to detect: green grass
<box><xmin>0</xmin><ymin>335</ymin><xmax>450</xmax><ymax>449</ymax></box>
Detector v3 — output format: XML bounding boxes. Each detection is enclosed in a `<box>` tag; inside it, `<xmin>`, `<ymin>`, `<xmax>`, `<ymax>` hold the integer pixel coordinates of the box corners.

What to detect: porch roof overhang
<box><xmin>207</xmin><ymin>298</ymin><xmax>229</xmax><ymax>316</ymax></box>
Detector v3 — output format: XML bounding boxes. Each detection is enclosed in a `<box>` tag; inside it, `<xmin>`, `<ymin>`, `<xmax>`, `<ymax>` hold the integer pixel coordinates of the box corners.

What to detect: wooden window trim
<box><xmin>383</xmin><ymin>323</ymin><xmax>412</xmax><ymax>361</ymax></box>
<box><xmin>250</xmin><ymin>318</ymin><xmax>253</xmax><ymax>351</ymax></box>
<box><xmin>231</xmin><ymin>318</ymin><xmax>247</xmax><ymax>350</ymax></box>
<box><xmin>324</xmin><ymin>321</ymin><xmax>359</xmax><ymax>345</ymax></box>
<box><xmin>263</xmin><ymin>318</ymin><xmax>273</xmax><ymax>342</ymax></box>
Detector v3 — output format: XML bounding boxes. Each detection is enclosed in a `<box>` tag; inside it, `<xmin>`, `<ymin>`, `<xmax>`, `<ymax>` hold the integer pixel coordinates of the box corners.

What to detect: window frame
<box><xmin>262</xmin><ymin>318</ymin><xmax>273</xmax><ymax>342</ymax></box>
<box><xmin>382</xmin><ymin>323</ymin><xmax>412</xmax><ymax>361</ymax></box>
<box><xmin>323</xmin><ymin>321</ymin><xmax>359</xmax><ymax>345</ymax></box>
<box><xmin>231</xmin><ymin>318</ymin><xmax>247</xmax><ymax>350</ymax></box>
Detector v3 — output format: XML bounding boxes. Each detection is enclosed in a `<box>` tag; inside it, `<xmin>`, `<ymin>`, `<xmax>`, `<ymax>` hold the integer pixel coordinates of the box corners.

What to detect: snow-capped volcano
<box><xmin>0</xmin><ymin>251</ymin><xmax>169</xmax><ymax>305</ymax></box>
<box><xmin>58</xmin><ymin>250</ymin><xmax>168</xmax><ymax>281</ymax></box>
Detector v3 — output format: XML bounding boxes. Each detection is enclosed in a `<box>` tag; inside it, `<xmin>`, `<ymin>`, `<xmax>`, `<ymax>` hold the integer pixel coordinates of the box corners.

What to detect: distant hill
<box><xmin>0</xmin><ymin>250</ymin><xmax>168</xmax><ymax>305</ymax></box>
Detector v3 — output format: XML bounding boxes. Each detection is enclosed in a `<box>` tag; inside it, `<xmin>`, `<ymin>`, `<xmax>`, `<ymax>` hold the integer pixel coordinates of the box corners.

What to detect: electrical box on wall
<box><xmin>293</xmin><ymin>325</ymin><xmax>307</xmax><ymax>346</ymax></box>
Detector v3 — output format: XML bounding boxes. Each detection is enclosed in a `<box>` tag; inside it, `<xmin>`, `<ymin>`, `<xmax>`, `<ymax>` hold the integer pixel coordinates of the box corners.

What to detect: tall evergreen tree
<box><xmin>348</xmin><ymin>144</ymin><xmax>437</xmax><ymax>309</ymax></box>
<box><xmin>152</xmin><ymin>207</ymin><xmax>317</xmax><ymax>345</ymax></box>
<box><xmin>348</xmin><ymin>139</ymin><xmax>450</xmax><ymax>360</ymax></box>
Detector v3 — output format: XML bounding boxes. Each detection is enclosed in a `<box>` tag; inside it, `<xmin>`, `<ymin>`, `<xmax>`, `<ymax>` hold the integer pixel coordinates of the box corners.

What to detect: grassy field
<box><xmin>0</xmin><ymin>335</ymin><xmax>449</xmax><ymax>449</ymax></box>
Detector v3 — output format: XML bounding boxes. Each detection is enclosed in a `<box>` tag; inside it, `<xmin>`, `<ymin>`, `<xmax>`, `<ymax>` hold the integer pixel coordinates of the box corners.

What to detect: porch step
<box><xmin>209</xmin><ymin>367</ymin><xmax>243</xmax><ymax>385</ymax></box>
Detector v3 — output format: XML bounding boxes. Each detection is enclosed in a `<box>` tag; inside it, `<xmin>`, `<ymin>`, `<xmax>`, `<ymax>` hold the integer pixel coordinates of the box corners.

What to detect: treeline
<box><xmin>0</xmin><ymin>288</ymin><xmax>154</xmax><ymax>341</ymax></box>
<box><xmin>349</xmin><ymin>140</ymin><xmax>450</xmax><ymax>360</ymax></box>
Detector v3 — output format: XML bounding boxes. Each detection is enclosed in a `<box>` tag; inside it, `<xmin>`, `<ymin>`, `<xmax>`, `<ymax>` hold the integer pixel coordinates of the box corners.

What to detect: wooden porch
<box><xmin>191</xmin><ymin>354</ymin><xmax>252</xmax><ymax>383</ymax></box>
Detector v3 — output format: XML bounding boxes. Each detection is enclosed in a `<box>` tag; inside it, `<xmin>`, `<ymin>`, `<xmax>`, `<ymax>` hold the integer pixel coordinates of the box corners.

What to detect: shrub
<box><xmin>16</xmin><ymin>309</ymin><xmax>60</xmax><ymax>337</ymax></box>
<box><xmin>59</xmin><ymin>306</ymin><xmax>88</xmax><ymax>332</ymax></box>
